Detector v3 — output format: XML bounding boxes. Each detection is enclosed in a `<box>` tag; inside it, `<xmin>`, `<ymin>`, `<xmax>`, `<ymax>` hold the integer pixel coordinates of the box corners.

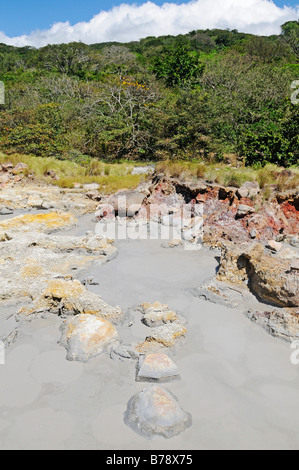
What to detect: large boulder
<box><xmin>108</xmin><ymin>190</ymin><xmax>147</xmax><ymax>217</ymax></box>
<box><xmin>217</xmin><ymin>242</ymin><xmax>299</xmax><ymax>307</ymax></box>
<box><xmin>60</xmin><ymin>314</ymin><xmax>118</xmax><ymax>362</ymax></box>
<box><xmin>124</xmin><ymin>386</ymin><xmax>192</xmax><ymax>439</ymax></box>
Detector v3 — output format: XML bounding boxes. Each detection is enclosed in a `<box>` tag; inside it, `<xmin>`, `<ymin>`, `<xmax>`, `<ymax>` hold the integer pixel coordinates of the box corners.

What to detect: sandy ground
<box><xmin>0</xmin><ymin>215</ymin><xmax>299</xmax><ymax>450</ymax></box>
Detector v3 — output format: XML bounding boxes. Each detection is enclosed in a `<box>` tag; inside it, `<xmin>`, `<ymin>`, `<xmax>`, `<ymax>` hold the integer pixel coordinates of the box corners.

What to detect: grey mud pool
<box><xmin>0</xmin><ymin>213</ymin><xmax>299</xmax><ymax>450</ymax></box>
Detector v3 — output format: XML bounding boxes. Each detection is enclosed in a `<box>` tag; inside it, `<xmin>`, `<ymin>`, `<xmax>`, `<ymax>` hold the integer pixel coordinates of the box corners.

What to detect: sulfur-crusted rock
<box><xmin>124</xmin><ymin>386</ymin><xmax>192</xmax><ymax>439</ymax></box>
<box><xmin>19</xmin><ymin>279</ymin><xmax>124</xmax><ymax>323</ymax></box>
<box><xmin>60</xmin><ymin>314</ymin><xmax>118</xmax><ymax>362</ymax></box>
<box><xmin>139</xmin><ymin>302</ymin><xmax>182</xmax><ymax>328</ymax></box>
<box><xmin>0</xmin><ymin>212</ymin><xmax>77</xmax><ymax>234</ymax></box>
<box><xmin>136</xmin><ymin>354</ymin><xmax>180</xmax><ymax>382</ymax></box>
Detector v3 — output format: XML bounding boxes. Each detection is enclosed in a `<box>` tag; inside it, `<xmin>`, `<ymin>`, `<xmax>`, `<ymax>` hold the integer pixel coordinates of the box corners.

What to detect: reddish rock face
<box><xmin>149</xmin><ymin>177</ymin><xmax>298</xmax><ymax>247</ymax></box>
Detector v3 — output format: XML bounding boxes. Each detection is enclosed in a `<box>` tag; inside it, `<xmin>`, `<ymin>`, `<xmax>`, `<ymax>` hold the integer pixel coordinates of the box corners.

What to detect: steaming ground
<box><xmin>0</xmin><ymin>215</ymin><xmax>299</xmax><ymax>450</ymax></box>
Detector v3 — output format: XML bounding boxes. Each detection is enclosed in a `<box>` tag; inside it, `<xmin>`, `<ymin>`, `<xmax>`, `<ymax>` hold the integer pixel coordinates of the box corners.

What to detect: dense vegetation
<box><xmin>0</xmin><ymin>22</ymin><xmax>298</xmax><ymax>167</ymax></box>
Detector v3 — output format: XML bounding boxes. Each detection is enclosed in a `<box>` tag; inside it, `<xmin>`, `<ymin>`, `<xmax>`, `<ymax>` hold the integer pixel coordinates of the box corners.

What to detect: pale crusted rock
<box><xmin>136</xmin><ymin>354</ymin><xmax>180</xmax><ymax>382</ymax></box>
<box><xmin>60</xmin><ymin>314</ymin><xmax>118</xmax><ymax>362</ymax></box>
<box><xmin>245</xmin><ymin>308</ymin><xmax>299</xmax><ymax>343</ymax></box>
<box><xmin>124</xmin><ymin>386</ymin><xmax>192</xmax><ymax>439</ymax></box>
<box><xmin>139</xmin><ymin>302</ymin><xmax>182</xmax><ymax>328</ymax></box>
<box><xmin>266</xmin><ymin>240</ymin><xmax>283</xmax><ymax>252</ymax></box>
<box><xmin>143</xmin><ymin>323</ymin><xmax>187</xmax><ymax>349</ymax></box>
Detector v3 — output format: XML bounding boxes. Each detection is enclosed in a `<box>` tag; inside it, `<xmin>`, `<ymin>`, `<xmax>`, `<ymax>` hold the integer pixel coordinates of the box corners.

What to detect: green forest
<box><xmin>0</xmin><ymin>21</ymin><xmax>298</xmax><ymax>167</ymax></box>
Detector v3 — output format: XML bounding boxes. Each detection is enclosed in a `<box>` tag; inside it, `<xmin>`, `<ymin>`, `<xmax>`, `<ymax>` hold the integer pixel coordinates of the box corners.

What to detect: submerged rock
<box><xmin>136</xmin><ymin>354</ymin><xmax>180</xmax><ymax>382</ymax></box>
<box><xmin>124</xmin><ymin>386</ymin><xmax>192</xmax><ymax>439</ymax></box>
<box><xmin>60</xmin><ymin>314</ymin><xmax>118</xmax><ymax>362</ymax></box>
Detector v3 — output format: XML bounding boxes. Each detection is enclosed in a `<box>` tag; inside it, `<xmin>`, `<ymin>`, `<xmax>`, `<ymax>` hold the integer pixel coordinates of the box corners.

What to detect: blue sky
<box><xmin>0</xmin><ymin>0</ymin><xmax>298</xmax><ymax>47</ymax></box>
<box><xmin>0</xmin><ymin>0</ymin><xmax>297</xmax><ymax>36</ymax></box>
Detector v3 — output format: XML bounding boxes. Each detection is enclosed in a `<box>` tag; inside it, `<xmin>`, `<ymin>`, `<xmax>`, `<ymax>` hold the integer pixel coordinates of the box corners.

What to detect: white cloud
<box><xmin>0</xmin><ymin>0</ymin><xmax>298</xmax><ymax>48</ymax></box>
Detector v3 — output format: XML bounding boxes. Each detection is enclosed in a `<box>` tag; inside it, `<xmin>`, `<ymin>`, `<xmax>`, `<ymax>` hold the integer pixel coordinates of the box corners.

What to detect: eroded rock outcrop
<box><xmin>217</xmin><ymin>242</ymin><xmax>299</xmax><ymax>308</ymax></box>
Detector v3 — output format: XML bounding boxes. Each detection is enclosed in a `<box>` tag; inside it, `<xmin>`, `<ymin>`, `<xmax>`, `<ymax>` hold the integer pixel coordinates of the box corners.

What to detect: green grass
<box><xmin>1</xmin><ymin>152</ymin><xmax>298</xmax><ymax>196</ymax></box>
<box><xmin>0</xmin><ymin>152</ymin><xmax>143</xmax><ymax>193</ymax></box>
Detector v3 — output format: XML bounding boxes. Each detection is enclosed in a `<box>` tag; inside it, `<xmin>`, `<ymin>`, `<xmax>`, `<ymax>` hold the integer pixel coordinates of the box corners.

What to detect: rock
<box><xmin>237</xmin><ymin>182</ymin><xmax>260</xmax><ymax>199</ymax></box>
<box><xmin>266</xmin><ymin>240</ymin><xmax>282</xmax><ymax>252</ymax></box>
<box><xmin>136</xmin><ymin>354</ymin><xmax>180</xmax><ymax>382</ymax></box>
<box><xmin>219</xmin><ymin>186</ymin><xmax>236</xmax><ymax>201</ymax></box>
<box><xmin>143</xmin><ymin>323</ymin><xmax>187</xmax><ymax>349</ymax></box>
<box><xmin>44</xmin><ymin>170</ymin><xmax>58</xmax><ymax>180</ymax></box>
<box><xmin>132</xmin><ymin>166</ymin><xmax>154</xmax><ymax>175</ymax></box>
<box><xmin>86</xmin><ymin>190</ymin><xmax>101</xmax><ymax>201</ymax></box>
<box><xmin>0</xmin><ymin>232</ymin><xmax>11</xmax><ymax>242</ymax></box>
<box><xmin>108</xmin><ymin>190</ymin><xmax>146</xmax><ymax>217</ymax></box>
<box><xmin>41</xmin><ymin>201</ymin><xmax>54</xmax><ymax>210</ymax></box>
<box><xmin>0</xmin><ymin>207</ymin><xmax>13</xmax><ymax>215</ymax></box>
<box><xmin>60</xmin><ymin>314</ymin><xmax>118</xmax><ymax>362</ymax></box>
<box><xmin>124</xmin><ymin>386</ymin><xmax>192</xmax><ymax>439</ymax></box>
<box><xmin>236</xmin><ymin>204</ymin><xmax>255</xmax><ymax>219</ymax></box>
<box><xmin>236</xmin><ymin>187</ymin><xmax>249</xmax><ymax>199</ymax></box>
<box><xmin>12</xmin><ymin>162</ymin><xmax>28</xmax><ymax>175</ymax></box>
<box><xmin>0</xmin><ymin>212</ymin><xmax>77</xmax><ymax>234</ymax></box>
<box><xmin>19</xmin><ymin>278</ymin><xmax>124</xmax><ymax>323</ymax></box>
<box><xmin>139</xmin><ymin>302</ymin><xmax>182</xmax><ymax>327</ymax></box>
<box><xmin>162</xmin><ymin>239</ymin><xmax>183</xmax><ymax>249</ymax></box>
<box><xmin>217</xmin><ymin>242</ymin><xmax>299</xmax><ymax>307</ymax></box>
<box><xmin>83</xmin><ymin>183</ymin><xmax>100</xmax><ymax>191</ymax></box>
<box><xmin>245</xmin><ymin>308</ymin><xmax>299</xmax><ymax>343</ymax></box>
<box><xmin>1</xmin><ymin>162</ymin><xmax>13</xmax><ymax>171</ymax></box>
<box><xmin>13</xmin><ymin>175</ymin><xmax>23</xmax><ymax>183</ymax></box>
<box><xmin>249</xmin><ymin>229</ymin><xmax>257</xmax><ymax>239</ymax></box>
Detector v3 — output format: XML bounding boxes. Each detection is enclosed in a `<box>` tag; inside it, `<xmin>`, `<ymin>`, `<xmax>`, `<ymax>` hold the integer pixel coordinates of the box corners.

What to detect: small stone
<box><xmin>267</xmin><ymin>240</ymin><xmax>282</xmax><ymax>252</ymax></box>
<box><xmin>236</xmin><ymin>204</ymin><xmax>255</xmax><ymax>219</ymax></box>
<box><xmin>236</xmin><ymin>187</ymin><xmax>250</xmax><ymax>199</ymax></box>
<box><xmin>12</xmin><ymin>162</ymin><xmax>28</xmax><ymax>175</ymax></box>
<box><xmin>41</xmin><ymin>201</ymin><xmax>54</xmax><ymax>210</ymax></box>
<box><xmin>0</xmin><ymin>207</ymin><xmax>13</xmax><ymax>215</ymax></box>
<box><xmin>1</xmin><ymin>162</ymin><xmax>13</xmax><ymax>171</ymax></box>
<box><xmin>83</xmin><ymin>183</ymin><xmax>100</xmax><ymax>191</ymax></box>
<box><xmin>249</xmin><ymin>229</ymin><xmax>257</xmax><ymax>239</ymax></box>
<box><xmin>124</xmin><ymin>386</ymin><xmax>192</xmax><ymax>439</ymax></box>
<box><xmin>136</xmin><ymin>354</ymin><xmax>180</xmax><ymax>382</ymax></box>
